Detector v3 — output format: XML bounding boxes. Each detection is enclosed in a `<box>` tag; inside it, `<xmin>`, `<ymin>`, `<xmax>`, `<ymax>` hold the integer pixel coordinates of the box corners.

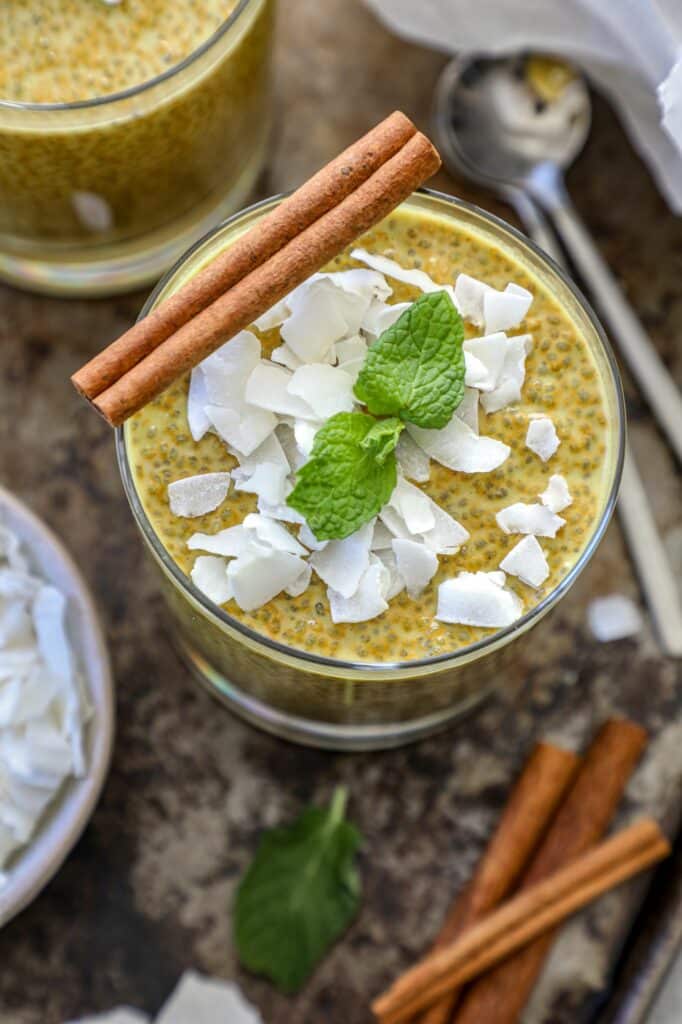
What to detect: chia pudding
<box><xmin>0</xmin><ymin>0</ymin><xmax>274</xmax><ymax>295</ymax></box>
<box><xmin>118</xmin><ymin>192</ymin><xmax>622</xmax><ymax>744</ymax></box>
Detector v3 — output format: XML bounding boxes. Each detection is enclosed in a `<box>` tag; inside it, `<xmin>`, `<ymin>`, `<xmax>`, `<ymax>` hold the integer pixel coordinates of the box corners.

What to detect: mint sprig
<box><xmin>234</xmin><ymin>787</ymin><xmax>362</xmax><ymax>993</ymax></box>
<box><xmin>286</xmin><ymin>412</ymin><xmax>401</xmax><ymax>540</ymax></box>
<box><xmin>354</xmin><ymin>291</ymin><xmax>465</xmax><ymax>429</ymax></box>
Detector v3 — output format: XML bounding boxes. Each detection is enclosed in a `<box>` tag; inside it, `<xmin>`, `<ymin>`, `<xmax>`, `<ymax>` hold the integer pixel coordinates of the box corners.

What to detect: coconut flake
<box><xmin>285</xmin><ymin>561</ymin><xmax>312</xmax><ymax>598</ymax></box>
<box><xmin>421</xmin><ymin>504</ymin><xmax>469</xmax><ymax>555</ymax></box>
<box><xmin>388</xmin><ymin>478</ymin><xmax>435</xmax><ymax>534</ymax></box>
<box><xmin>361</xmin><ymin>300</ymin><xmax>411</xmax><ymax>340</ymax></box>
<box><xmin>496</xmin><ymin>502</ymin><xmax>566</xmax><ymax>538</ymax></box>
<box><xmin>436</xmin><ymin>571</ymin><xmax>523</xmax><ymax>627</ymax></box>
<box><xmin>236</xmin><ymin>432</ymin><xmax>290</xmax><ymax>473</ymax></box>
<box><xmin>335</xmin><ymin>336</ymin><xmax>368</xmax><ymax>365</ymax></box>
<box><xmin>463</xmin><ymin>333</ymin><xmax>508</xmax><ymax>391</ymax></box>
<box><xmin>396</xmin><ymin>432</ymin><xmax>431</xmax><ymax>483</ymax></box>
<box><xmin>328</xmin><ymin>559</ymin><xmax>389</xmax><ymax>624</ymax></box>
<box><xmin>200</xmin><ymin>331</ymin><xmax>261</xmax><ymax>406</ymax></box>
<box><xmin>287</xmin><ymin>364</ymin><xmax>356</xmax><ymax>419</ymax></box>
<box><xmin>298</xmin><ymin>523</ymin><xmax>328</xmax><ymax>551</ymax></box>
<box><xmin>407</xmin><ymin>417</ymin><xmax>510</xmax><ymax>473</ymax></box>
<box><xmin>526</xmin><ymin>417</ymin><xmax>560</xmax><ymax>462</ymax></box>
<box><xmin>374</xmin><ymin>549</ymin><xmax>405</xmax><ymax>599</ymax></box>
<box><xmin>371</xmin><ymin>520</ymin><xmax>395</xmax><ymax>551</ymax></box>
<box><xmin>271</xmin><ymin>343</ymin><xmax>303</xmax><ymax>371</ymax></box>
<box><xmin>540</xmin><ymin>474</ymin><xmax>573</xmax><ymax>513</ymax></box>
<box><xmin>280</xmin><ymin>271</ymin><xmax>387</xmax><ymax>363</ymax></box>
<box><xmin>205</xmin><ymin>404</ymin><xmax>276</xmax><ymax>458</ymax></box>
<box><xmin>167</xmin><ymin>473</ymin><xmax>231</xmax><ymax>518</ymax></box>
<box><xmin>190</xmin><ymin>555</ymin><xmax>231</xmax><ymax>605</ymax></box>
<box><xmin>587</xmin><ymin>594</ymin><xmax>643</xmax><ymax>642</ymax></box>
<box><xmin>232</xmin><ymin>463</ymin><xmax>289</xmax><ymax>506</ymax></box>
<box><xmin>186</xmin><ymin>368</ymin><xmax>211</xmax><ymax>442</ymax></box>
<box><xmin>257</xmin><ymin>497</ymin><xmax>306</xmax><ymax>525</ymax></box>
<box><xmin>351</xmin><ymin>248</ymin><xmax>455</xmax><ymax>303</ymax></box>
<box><xmin>484</xmin><ymin>283</ymin><xmax>533</xmax><ymax>334</ymax></box>
<box><xmin>499</xmin><ymin>536</ymin><xmax>550</xmax><ymax>588</ymax></box>
<box><xmin>187</xmin><ymin>525</ymin><xmax>250</xmax><ymax>558</ymax></box>
<box><xmin>293</xmin><ymin>418</ymin><xmax>322</xmax><ymax>458</ymax></box>
<box><xmin>227</xmin><ymin>547</ymin><xmax>309</xmax><ymax>611</ymax></box>
<box><xmin>244</xmin><ymin>363</ymin><xmax>317</xmax><ymax>420</ymax></box>
<box><xmin>392</xmin><ymin>538</ymin><xmax>438</xmax><ymax>598</ymax></box>
<box><xmin>156</xmin><ymin>970</ymin><xmax>263</xmax><ymax>1024</ymax></box>
<box><xmin>254</xmin><ymin>298</ymin><xmax>289</xmax><ymax>332</ymax></box>
<box><xmin>243</xmin><ymin>513</ymin><xmax>307</xmax><ymax>556</ymax></box>
<box><xmin>310</xmin><ymin>521</ymin><xmax>373</xmax><ymax>598</ymax></box>
<box><xmin>480</xmin><ymin>335</ymin><xmax>532</xmax><ymax>414</ymax></box>
<box><xmin>455</xmin><ymin>387</ymin><xmax>480</xmax><ymax>434</ymax></box>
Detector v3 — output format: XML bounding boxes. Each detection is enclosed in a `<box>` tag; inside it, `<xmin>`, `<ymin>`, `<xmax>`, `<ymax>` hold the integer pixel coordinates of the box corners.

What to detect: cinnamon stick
<box><xmin>416</xmin><ymin>741</ymin><xmax>580</xmax><ymax>1024</ymax></box>
<box><xmin>72</xmin><ymin>111</ymin><xmax>417</xmax><ymax>401</ymax></box>
<box><xmin>451</xmin><ymin>717</ymin><xmax>647</xmax><ymax>1024</ymax></box>
<box><xmin>372</xmin><ymin>818</ymin><xmax>669</xmax><ymax>1024</ymax></box>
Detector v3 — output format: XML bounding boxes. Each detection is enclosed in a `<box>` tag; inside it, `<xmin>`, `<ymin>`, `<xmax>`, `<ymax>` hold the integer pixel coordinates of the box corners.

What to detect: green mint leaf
<box><xmin>286</xmin><ymin>411</ymin><xmax>398</xmax><ymax>540</ymax></box>
<box><xmin>354</xmin><ymin>291</ymin><xmax>465</xmax><ymax>429</ymax></box>
<box><xmin>360</xmin><ymin>416</ymin><xmax>405</xmax><ymax>464</ymax></box>
<box><xmin>234</xmin><ymin>787</ymin><xmax>362</xmax><ymax>993</ymax></box>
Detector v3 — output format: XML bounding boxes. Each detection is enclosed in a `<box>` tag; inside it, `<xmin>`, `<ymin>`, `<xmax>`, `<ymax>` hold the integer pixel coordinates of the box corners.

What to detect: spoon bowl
<box><xmin>434</xmin><ymin>55</ymin><xmax>591</xmax><ymax>191</ymax></box>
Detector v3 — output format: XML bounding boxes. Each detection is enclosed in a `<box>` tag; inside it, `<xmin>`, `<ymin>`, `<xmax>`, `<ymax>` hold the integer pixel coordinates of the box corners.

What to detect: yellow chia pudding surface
<box><xmin>0</xmin><ymin>0</ymin><xmax>239</xmax><ymax>104</ymax></box>
<box><xmin>125</xmin><ymin>205</ymin><xmax>614</xmax><ymax>664</ymax></box>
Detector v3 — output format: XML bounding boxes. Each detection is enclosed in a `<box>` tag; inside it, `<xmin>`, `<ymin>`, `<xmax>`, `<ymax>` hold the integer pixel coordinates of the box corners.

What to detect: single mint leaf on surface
<box><xmin>360</xmin><ymin>416</ymin><xmax>404</xmax><ymax>464</ymax></box>
<box><xmin>286</xmin><ymin>411</ymin><xmax>398</xmax><ymax>540</ymax></box>
<box><xmin>354</xmin><ymin>291</ymin><xmax>465</xmax><ymax>429</ymax></box>
<box><xmin>234</xmin><ymin>787</ymin><xmax>362</xmax><ymax>994</ymax></box>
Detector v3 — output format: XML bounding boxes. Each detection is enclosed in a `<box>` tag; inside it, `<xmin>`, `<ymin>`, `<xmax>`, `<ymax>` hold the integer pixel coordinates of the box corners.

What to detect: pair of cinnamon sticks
<box><xmin>372</xmin><ymin>719</ymin><xmax>667</xmax><ymax>1024</ymax></box>
<box><xmin>72</xmin><ymin>112</ymin><xmax>441</xmax><ymax>427</ymax></box>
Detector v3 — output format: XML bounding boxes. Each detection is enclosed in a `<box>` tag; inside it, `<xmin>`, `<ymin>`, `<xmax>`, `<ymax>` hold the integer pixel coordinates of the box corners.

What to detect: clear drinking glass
<box><xmin>0</xmin><ymin>0</ymin><xmax>274</xmax><ymax>297</ymax></box>
<box><xmin>117</xmin><ymin>190</ymin><xmax>625</xmax><ymax>750</ymax></box>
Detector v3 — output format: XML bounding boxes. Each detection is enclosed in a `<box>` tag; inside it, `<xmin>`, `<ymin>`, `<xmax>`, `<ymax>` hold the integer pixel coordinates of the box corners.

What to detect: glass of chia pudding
<box><xmin>0</xmin><ymin>0</ymin><xmax>274</xmax><ymax>296</ymax></box>
<box><xmin>117</xmin><ymin>190</ymin><xmax>624</xmax><ymax>750</ymax></box>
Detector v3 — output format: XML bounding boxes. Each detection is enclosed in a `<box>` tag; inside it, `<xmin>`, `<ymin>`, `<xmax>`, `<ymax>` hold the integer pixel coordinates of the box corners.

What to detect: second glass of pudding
<box><xmin>118</xmin><ymin>190</ymin><xmax>624</xmax><ymax>750</ymax></box>
<box><xmin>0</xmin><ymin>0</ymin><xmax>273</xmax><ymax>296</ymax></box>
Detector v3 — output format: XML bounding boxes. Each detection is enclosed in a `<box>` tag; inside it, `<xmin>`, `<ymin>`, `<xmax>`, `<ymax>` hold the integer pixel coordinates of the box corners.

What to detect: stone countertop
<box><xmin>1</xmin><ymin>2</ymin><xmax>681</xmax><ymax>1021</ymax></box>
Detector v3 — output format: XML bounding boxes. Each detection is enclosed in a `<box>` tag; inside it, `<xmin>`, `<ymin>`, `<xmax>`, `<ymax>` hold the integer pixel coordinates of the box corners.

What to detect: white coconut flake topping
<box><xmin>270</xmin><ymin>343</ymin><xmax>303</xmax><ymax>371</ymax></box>
<box><xmin>496</xmin><ymin>502</ymin><xmax>566</xmax><ymax>538</ymax></box>
<box><xmin>328</xmin><ymin>559</ymin><xmax>389</xmax><ymax>624</ymax></box>
<box><xmin>587</xmin><ymin>595</ymin><xmax>643</xmax><ymax>642</ymax></box>
<box><xmin>407</xmin><ymin>417</ymin><xmax>510</xmax><ymax>474</ymax></box>
<box><xmin>500</xmin><ymin>536</ymin><xmax>550</xmax><ymax>588</ymax></box>
<box><xmin>463</xmin><ymin>333</ymin><xmax>508</xmax><ymax>392</ymax></box>
<box><xmin>396</xmin><ymin>432</ymin><xmax>431</xmax><ymax>483</ymax></box>
<box><xmin>392</xmin><ymin>538</ymin><xmax>438</xmax><ymax>598</ymax></box>
<box><xmin>480</xmin><ymin>335</ymin><xmax>532</xmax><ymax>414</ymax></box>
<box><xmin>168</xmin><ymin>473</ymin><xmax>231</xmax><ymax>518</ymax></box>
<box><xmin>227</xmin><ymin>546</ymin><xmax>308</xmax><ymax>612</ymax></box>
<box><xmin>186</xmin><ymin>367</ymin><xmax>211</xmax><ymax>442</ymax></box>
<box><xmin>540</xmin><ymin>474</ymin><xmax>573</xmax><ymax>513</ymax></box>
<box><xmin>188</xmin><ymin>524</ymin><xmax>250</xmax><ymax>558</ymax></box>
<box><xmin>191</xmin><ymin>555</ymin><xmax>232</xmax><ymax>605</ymax></box>
<box><xmin>388</xmin><ymin>478</ymin><xmax>435</xmax><ymax>534</ymax></box>
<box><xmin>526</xmin><ymin>417</ymin><xmax>560</xmax><ymax>461</ymax></box>
<box><xmin>0</xmin><ymin>526</ymin><xmax>89</xmax><ymax>872</ymax></box>
<box><xmin>244</xmin><ymin>363</ymin><xmax>317</xmax><ymax>420</ymax></box>
<box><xmin>455</xmin><ymin>387</ymin><xmax>480</xmax><ymax>434</ymax></box>
<box><xmin>351</xmin><ymin>248</ymin><xmax>456</xmax><ymax>304</ymax></box>
<box><xmin>310</xmin><ymin>521</ymin><xmax>373</xmax><ymax>598</ymax></box>
<box><xmin>287</xmin><ymin>364</ymin><xmax>356</xmax><ymax>419</ymax></box>
<box><xmin>361</xmin><ymin>300</ymin><xmax>410</xmax><ymax>340</ymax></box>
<box><xmin>232</xmin><ymin>463</ymin><xmax>290</xmax><ymax>506</ymax></box>
<box><xmin>436</xmin><ymin>571</ymin><xmax>523</xmax><ymax>627</ymax></box>
<box><xmin>484</xmin><ymin>282</ymin><xmax>533</xmax><ymax>334</ymax></box>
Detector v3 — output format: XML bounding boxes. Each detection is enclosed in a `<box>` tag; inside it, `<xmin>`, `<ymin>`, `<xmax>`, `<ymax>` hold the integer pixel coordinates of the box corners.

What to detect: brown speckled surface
<box><xmin>0</xmin><ymin>2</ymin><xmax>681</xmax><ymax>1022</ymax></box>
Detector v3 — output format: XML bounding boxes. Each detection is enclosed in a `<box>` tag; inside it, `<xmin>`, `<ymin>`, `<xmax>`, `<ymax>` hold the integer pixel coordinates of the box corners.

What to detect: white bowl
<box><xmin>0</xmin><ymin>485</ymin><xmax>114</xmax><ymax>927</ymax></box>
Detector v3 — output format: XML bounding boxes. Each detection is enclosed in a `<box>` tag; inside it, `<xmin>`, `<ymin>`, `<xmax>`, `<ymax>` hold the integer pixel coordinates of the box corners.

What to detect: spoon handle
<box><xmin>510</xmin><ymin>189</ymin><xmax>682</xmax><ymax>658</ymax></box>
<box><xmin>528</xmin><ymin>164</ymin><xmax>682</xmax><ymax>465</ymax></box>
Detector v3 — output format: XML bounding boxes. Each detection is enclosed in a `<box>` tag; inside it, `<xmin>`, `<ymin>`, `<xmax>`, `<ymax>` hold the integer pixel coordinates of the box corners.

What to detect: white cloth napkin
<box><xmin>364</xmin><ymin>0</ymin><xmax>682</xmax><ymax>212</ymax></box>
<box><xmin>67</xmin><ymin>970</ymin><xmax>263</xmax><ymax>1024</ymax></box>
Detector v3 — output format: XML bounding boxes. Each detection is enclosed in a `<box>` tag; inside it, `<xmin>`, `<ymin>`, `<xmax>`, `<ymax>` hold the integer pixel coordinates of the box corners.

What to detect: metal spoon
<box><xmin>434</xmin><ymin>55</ymin><xmax>682</xmax><ymax>464</ymax></box>
<box><xmin>434</xmin><ymin>57</ymin><xmax>682</xmax><ymax>657</ymax></box>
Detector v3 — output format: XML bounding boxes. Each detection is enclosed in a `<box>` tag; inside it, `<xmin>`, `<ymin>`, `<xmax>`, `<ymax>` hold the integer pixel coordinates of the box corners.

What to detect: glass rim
<box><xmin>0</xmin><ymin>0</ymin><xmax>254</xmax><ymax>114</ymax></box>
<box><xmin>116</xmin><ymin>187</ymin><xmax>626</xmax><ymax>675</ymax></box>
